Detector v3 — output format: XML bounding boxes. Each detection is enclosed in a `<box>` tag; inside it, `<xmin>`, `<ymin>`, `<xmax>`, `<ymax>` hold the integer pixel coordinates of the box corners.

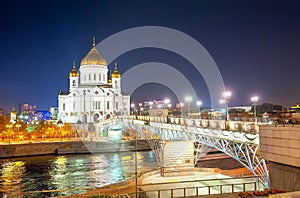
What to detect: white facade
<box><xmin>58</xmin><ymin>39</ymin><xmax>130</xmax><ymax>123</ymax></box>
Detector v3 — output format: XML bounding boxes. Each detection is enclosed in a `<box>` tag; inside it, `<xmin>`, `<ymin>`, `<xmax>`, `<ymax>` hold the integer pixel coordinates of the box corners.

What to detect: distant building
<box><xmin>0</xmin><ymin>108</ymin><xmax>7</xmax><ymax>116</ymax></box>
<box><xmin>258</xmin><ymin>103</ymin><xmax>283</xmax><ymax>114</ymax></box>
<box><xmin>34</xmin><ymin>110</ymin><xmax>52</xmax><ymax>121</ymax></box>
<box><xmin>19</xmin><ymin>103</ymin><xmax>37</xmax><ymax>115</ymax></box>
<box><xmin>49</xmin><ymin>107</ymin><xmax>58</xmax><ymax>120</ymax></box>
<box><xmin>10</xmin><ymin>107</ymin><xmax>17</xmax><ymax>124</ymax></box>
<box><xmin>57</xmin><ymin>38</ymin><xmax>130</xmax><ymax>124</ymax></box>
<box><xmin>290</xmin><ymin>103</ymin><xmax>300</xmax><ymax>112</ymax></box>
<box><xmin>18</xmin><ymin>103</ymin><xmax>37</xmax><ymax>123</ymax></box>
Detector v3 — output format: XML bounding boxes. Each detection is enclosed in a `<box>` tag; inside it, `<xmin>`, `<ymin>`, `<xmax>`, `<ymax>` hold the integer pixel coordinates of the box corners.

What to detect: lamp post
<box><xmin>138</xmin><ymin>103</ymin><xmax>142</xmax><ymax>116</ymax></box>
<box><xmin>15</xmin><ymin>123</ymin><xmax>21</xmax><ymax>142</ymax></box>
<box><xmin>251</xmin><ymin>96</ymin><xmax>259</xmax><ymax>125</ymax></box>
<box><xmin>131</xmin><ymin>103</ymin><xmax>135</xmax><ymax>115</ymax></box>
<box><xmin>179</xmin><ymin>102</ymin><xmax>184</xmax><ymax>116</ymax></box>
<box><xmin>135</xmin><ymin>127</ymin><xmax>138</xmax><ymax>197</ymax></box>
<box><xmin>185</xmin><ymin>96</ymin><xmax>192</xmax><ymax>117</ymax></box>
<box><xmin>222</xmin><ymin>91</ymin><xmax>232</xmax><ymax>122</ymax></box>
<box><xmin>57</xmin><ymin>120</ymin><xmax>63</xmax><ymax>142</ymax></box>
<box><xmin>6</xmin><ymin>124</ymin><xmax>12</xmax><ymax>144</ymax></box>
<box><xmin>83</xmin><ymin>90</ymin><xmax>86</xmax><ymax>141</ymax></box>
<box><xmin>164</xmin><ymin>98</ymin><xmax>170</xmax><ymax>105</ymax></box>
<box><xmin>197</xmin><ymin>100</ymin><xmax>202</xmax><ymax>117</ymax></box>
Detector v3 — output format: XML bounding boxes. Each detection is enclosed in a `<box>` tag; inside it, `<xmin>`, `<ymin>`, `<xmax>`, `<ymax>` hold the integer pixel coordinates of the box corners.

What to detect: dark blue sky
<box><xmin>0</xmin><ymin>0</ymin><xmax>300</xmax><ymax>110</ymax></box>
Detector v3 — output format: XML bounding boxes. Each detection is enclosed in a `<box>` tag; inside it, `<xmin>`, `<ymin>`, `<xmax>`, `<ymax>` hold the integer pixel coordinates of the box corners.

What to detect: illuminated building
<box><xmin>10</xmin><ymin>107</ymin><xmax>17</xmax><ymax>124</ymax></box>
<box><xmin>34</xmin><ymin>110</ymin><xmax>52</xmax><ymax>121</ymax></box>
<box><xmin>19</xmin><ymin>103</ymin><xmax>37</xmax><ymax>115</ymax></box>
<box><xmin>57</xmin><ymin>38</ymin><xmax>130</xmax><ymax>124</ymax></box>
<box><xmin>18</xmin><ymin>103</ymin><xmax>36</xmax><ymax>123</ymax></box>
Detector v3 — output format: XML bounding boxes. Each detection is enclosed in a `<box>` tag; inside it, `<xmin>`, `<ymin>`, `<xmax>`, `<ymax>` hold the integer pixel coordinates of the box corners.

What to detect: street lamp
<box><xmin>6</xmin><ymin>124</ymin><xmax>13</xmax><ymax>144</ymax></box>
<box><xmin>185</xmin><ymin>96</ymin><xmax>192</xmax><ymax>117</ymax></box>
<box><xmin>197</xmin><ymin>100</ymin><xmax>202</xmax><ymax>117</ymax></box>
<box><xmin>222</xmin><ymin>91</ymin><xmax>231</xmax><ymax>122</ymax></box>
<box><xmin>131</xmin><ymin>103</ymin><xmax>135</xmax><ymax>115</ymax></box>
<box><xmin>251</xmin><ymin>96</ymin><xmax>259</xmax><ymax>124</ymax></box>
<box><xmin>15</xmin><ymin>123</ymin><xmax>21</xmax><ymax>142</ymax></box>
<box><xmin>83</xmin><ymin>90</ymin><xmax>86</xmax><ymax>141</ymax></box>
<box><xmin>179</xmin><ymin>102</ymin><xmax>184</xmax><ymax>116</ymax></box>
<box><xmin>57</xmin><ymin>120</ymin><xmax>63</xmax><ymax>142</ymax></box>
<box><xmin>138</xmin><ymin>103</ymin><xmax>142</xmax><ymax>116</ymax></box>
<box><xmin>164</xmin><ymin>98</ymin><xmax>170</xmax><ymax>104</ymax></box>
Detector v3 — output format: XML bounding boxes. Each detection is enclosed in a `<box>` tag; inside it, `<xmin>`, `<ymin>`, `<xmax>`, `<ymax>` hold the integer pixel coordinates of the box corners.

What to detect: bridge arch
<box><xmin>99</xmin><ymin>117</ymin><xmax>269</xmax><ymax>188</ymax></box>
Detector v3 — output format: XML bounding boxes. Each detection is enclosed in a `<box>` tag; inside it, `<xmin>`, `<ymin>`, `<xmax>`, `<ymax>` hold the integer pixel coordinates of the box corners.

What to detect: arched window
<box><xmin>83</xmin><ymin>114</ymin><xmax>87</xmax><ymax>123</ymax></box>
<box><xmin>93</xmin><ymin>114</ymin><xmax>99</xmax><ymax>123</ymax></box>
<box><xmin>94</xmin><ymin>73</ymin><xmax>96</xmax><ymax>80</ymax></box>
<box><xmin>99</xmin><ymin>74</ymin><xmax>101</xmax><ymax>81</ymax></box>
<box><xmin>72</xmin><ymin>80</ymin><xmax>76</xmax><ymax>86</ymax></box>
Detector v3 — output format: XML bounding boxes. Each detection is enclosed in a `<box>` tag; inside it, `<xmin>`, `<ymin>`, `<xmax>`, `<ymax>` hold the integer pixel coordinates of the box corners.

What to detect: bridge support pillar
<box><xmin>161</xmin><ymin>141</ymin><xmax>194</xmax><ymax>177</ymax></box>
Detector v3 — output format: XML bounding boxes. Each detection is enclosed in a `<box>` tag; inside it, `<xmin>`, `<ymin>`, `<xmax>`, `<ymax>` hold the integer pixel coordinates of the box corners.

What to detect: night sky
<box><xmin>1</xmin><ymin>0</ymin><xmax>300</xmax><ymax>110</ymax></box>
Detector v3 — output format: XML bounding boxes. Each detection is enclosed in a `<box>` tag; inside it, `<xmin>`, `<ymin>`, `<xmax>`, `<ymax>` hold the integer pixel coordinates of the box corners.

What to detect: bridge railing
<box><xmin>114</xmin><ymin>115</ymin><xmax>267</xmax><ymax>133</ymax></box>
<box><xmin>17</xmin><ymin>176</ymin><xmax>262</xmax><ymax>198</ymax></box>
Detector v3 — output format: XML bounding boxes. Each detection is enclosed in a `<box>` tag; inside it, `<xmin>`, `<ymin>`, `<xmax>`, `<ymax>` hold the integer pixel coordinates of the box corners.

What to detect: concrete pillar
<box><xmin>161</xmin><ymin>141</ymin><xmax>194</xmax><ymax>177</ymax></box>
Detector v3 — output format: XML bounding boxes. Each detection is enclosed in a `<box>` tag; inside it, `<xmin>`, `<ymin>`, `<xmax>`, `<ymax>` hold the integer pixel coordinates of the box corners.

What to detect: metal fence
<box><xmin>9</xmin><ymin>176</ymin><xmax>262</xmax><ymax>198</ymax></box>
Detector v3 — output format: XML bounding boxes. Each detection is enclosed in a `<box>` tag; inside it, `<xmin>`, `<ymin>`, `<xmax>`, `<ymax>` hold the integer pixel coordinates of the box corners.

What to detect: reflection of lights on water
<box><xmin>1</xmin><ymin>161</ymin><xmax>26</xmax><ymax>185</ymax></box>
<box><xmin>148</xmin><ymin>151</ymin><xmax>154</xmax><ymax>159</ymax></box>
<box><xmin>108</xmin><ymin>154</ymin><xmax>124</xmax><ymax>182</ymax></box>
<box><xmin>0</xmin><ymin>152</ymin><xmax>159</xmax><ymax>196</ymax></box>
<box><xmin>55</xmin><ymin>156</ymin><xmax>67</xmax><ymax>166</ymax></box>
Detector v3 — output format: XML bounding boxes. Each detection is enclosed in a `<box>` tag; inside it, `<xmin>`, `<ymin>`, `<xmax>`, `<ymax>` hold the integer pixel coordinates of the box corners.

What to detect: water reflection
<box><xmin>0</xmin><ymin>151</ymin><xmax>157</xmax><ymax>197</ymax></box>
<box><xmin>0</xmin><ymin>161</ymin><xmax>26</xmax><ymax>196</ymax></box>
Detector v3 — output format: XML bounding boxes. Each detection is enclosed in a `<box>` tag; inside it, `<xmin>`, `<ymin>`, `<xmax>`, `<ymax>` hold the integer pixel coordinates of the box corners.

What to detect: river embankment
<box><xmin>0</xmin><ymin>140</ymin><xmax>151</xmax><ymax>158</ymax></box>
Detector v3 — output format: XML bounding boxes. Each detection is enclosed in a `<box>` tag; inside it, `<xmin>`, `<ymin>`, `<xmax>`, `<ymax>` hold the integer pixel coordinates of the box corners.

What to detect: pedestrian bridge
<box><xmin>99</xmin><ymin>116</ymin><xmax>269</xmax><ymax>188</ymax></box>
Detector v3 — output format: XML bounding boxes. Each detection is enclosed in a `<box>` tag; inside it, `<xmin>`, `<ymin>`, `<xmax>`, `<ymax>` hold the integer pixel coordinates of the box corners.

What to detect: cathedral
<box><xmin>58</xmin><ymin>38</ymin><xmax>130</xmax><ymax>124</ymax></box>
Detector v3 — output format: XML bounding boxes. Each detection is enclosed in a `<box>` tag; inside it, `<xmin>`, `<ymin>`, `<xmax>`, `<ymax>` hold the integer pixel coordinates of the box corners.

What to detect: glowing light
<box><xmin>185</xmin><ymin>96</ymin><xmax>192</xmax><ymax>103</ymax></box>
<box><xmin>197</xmin><ymin>101</ymin><xmax>202</xmax><ymax>106</ymax></box>
<box><xmin>219</xmin><ymin>99</ymin><xmax>225</xmax><ymax>104</ymax></box>
<box><xmin>251</xmin><ymin>96</ymin><xmax>259</xmax><ymax>103</ymax></box>
<box><xmin>164</xmin><ymin>98</ymin><xmax>170</xmax><ymax>104</ymax></box>
<box><xmin>223</xmin><ymin>91</ymin><xmax>232</xmax><ymax>98</ymax></box>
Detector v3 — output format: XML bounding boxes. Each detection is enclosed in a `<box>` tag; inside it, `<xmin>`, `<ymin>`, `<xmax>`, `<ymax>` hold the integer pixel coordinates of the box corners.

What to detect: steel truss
<box><xmin>100</xmin><ymin>118</ymin><xmax>269</xmax><ymax>188</ymax></box>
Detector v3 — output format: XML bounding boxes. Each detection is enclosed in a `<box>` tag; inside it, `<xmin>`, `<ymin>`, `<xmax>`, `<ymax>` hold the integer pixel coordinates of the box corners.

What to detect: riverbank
<box><xmin>0</xmin><ymin>140</ymin><xmax>151</xmax><ymax>158</ymax></box>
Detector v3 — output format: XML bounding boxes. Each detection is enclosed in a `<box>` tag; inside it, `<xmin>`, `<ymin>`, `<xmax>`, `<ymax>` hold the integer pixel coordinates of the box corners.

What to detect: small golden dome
<box><xmin>111</xmin><ymin>63</ymin><xmax>121</xmax><ymax>78</ymax></box>
<box><xmin>108</xmin><ymin>77</ymin><xmax>112</xmax><ymax>84</ymax></box>
<box><xmin>69</xmin><ymin>64</ymin><xmax>79</xmax><ymax>77</ymax></box>
<box><xmin>80</xmin><ymin>37</ymin><xmax>107</xmax><ymax>66</ymax></box>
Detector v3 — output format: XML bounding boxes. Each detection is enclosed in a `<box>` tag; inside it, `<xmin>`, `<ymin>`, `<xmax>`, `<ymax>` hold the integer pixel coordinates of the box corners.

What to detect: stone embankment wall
<box><xmin>0</xmin><ymin>140</ymin><xmax>151</xmax><ymax>158</ymax></box>
<box><xmin>260</xmin><ymin>125</ymin><xmax>300</xmax><ymax>191</ymax></box>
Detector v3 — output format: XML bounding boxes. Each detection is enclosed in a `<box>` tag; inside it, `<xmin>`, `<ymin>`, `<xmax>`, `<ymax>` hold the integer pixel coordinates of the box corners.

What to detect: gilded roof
<box><xmin>69</xmin><ymin>65</ymin><xmax>79</xmax><ymax>77</ymax></box>
<box><xmin>111</xmin><ymin>63</ymin><xmax>121</xmax><ymax>78</ymax></box>
<box><xmin>80</xmin><ymin>38</ymin><xmax>107</xmax><ymax>66</ymax></box>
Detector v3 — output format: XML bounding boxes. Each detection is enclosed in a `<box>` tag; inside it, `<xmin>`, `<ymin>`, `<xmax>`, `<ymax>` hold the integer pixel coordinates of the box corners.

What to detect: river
<box><xmin>0</xmin><ymin>151</ymin><xmax>158</xmax><ymax>197</ymax></box>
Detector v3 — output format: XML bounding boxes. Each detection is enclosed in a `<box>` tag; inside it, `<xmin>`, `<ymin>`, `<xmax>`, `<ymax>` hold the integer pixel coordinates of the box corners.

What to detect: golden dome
<box><xmin>80</xmin><ymin>37</ymin><xmax>107</xmax><ymax>66</ymax></box>
<box><xmin>111</xmin><ymin>63</ymin><xmax>121</xmax><ymax>78</ymax></box>
<box><xmin>108</xmin><ymin>77</ymin><xmax>112</xmax><ymax>84</ymax></box>
<box><xmin>69</xmin><ymin>64</ymin><xmax>79</xmax><ymax>77</ymax></box>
